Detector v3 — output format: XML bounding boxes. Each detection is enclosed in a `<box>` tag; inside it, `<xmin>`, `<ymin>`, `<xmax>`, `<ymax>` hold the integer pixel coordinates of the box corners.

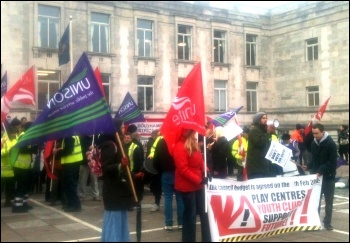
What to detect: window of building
<box><xmin>214</xmin><ymin>80</ymin><xmax>227</xmax><ymax>111</ymax></box>
<box><xmin>306</xmin><ymin>38</ymin><xmax>318</xmax><ymax>61</ymax></box>
<box><xmin>137</xmin><ymin>76</ymin><xmax>154</xmax><ymax>111</ymax></box>
<box><xmin>213</xmin><ymin>30</ymin><xmax>227</xmax><ymax>63</ymax></box>
<box><xmin>246</xmin><ymin>82</ymin><xmax>258</xmax><ymax>112</ymax></box>
<box><xmin>37</xmin><ymin>70</ymin><xmax>60</xmax><ymax>110</ymax></box>
<box><xmin>178</xmin><ymin>25</ymin><xmax>192</xmax><ymax>60</ymax></box>
<box><xmin>307</xmin><ymin>86</ymin><xmax>319</xmax><ymax>106</ymax></box>
<box><xmin>246</xmin><ymin>34</ymin><xmax>257</xmax><ymax>66</ymax></box>
<box><xmin>137</xmin><ymin>19</ymin><xmax>153</xmax><ymax>57</ymax></box>
<box><xmin>100</xmin><ymin>73</ymin><xmax>110</xmax><ymax>104</ymax></box>
<box><xmin>178</xmin><ymin>78</ymin><xmax>185</xmax><ymax>92</ymax></box>
<box><xmin>91</xmin><ymin>12</ymin><xmax>109</xmax><ymax>53</ymax></box>
<box><xmin>38</xmin><ymin>5</ymin><xmax>60</xmax><ymax>48</ymax></box>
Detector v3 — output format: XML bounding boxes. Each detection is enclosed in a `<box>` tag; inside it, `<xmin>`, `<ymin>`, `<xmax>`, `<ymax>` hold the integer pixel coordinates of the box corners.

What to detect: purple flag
<box><xmin>1</xmin><ymin>71</ymin><xmax>7</xmax><ymax>98</ymax></box>
<box><xmin>115</xmin><ymin>92</ymin><xmax>146</xmax><ymax>125</ymax></box>
<box><xmin>16</xmin><ymin>52</ymin><xmax>116</xmax><ymax>147</ymax></box>
<box><xmin>209</xmin><ymin>106</ymin><xmax>244</xmax><ymax>127</ymax></box>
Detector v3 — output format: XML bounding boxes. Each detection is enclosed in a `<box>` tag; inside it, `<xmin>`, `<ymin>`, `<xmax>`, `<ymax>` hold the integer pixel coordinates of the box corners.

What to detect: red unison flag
<box><xmin>160</xmin><ymin>62</ymin><xmax>206</xmax><ymax>155</ymax></box>
<box><xmin>304</xmin><ymin>96</ymin><xmax>331</xmax><ymax>136</ymax></box>
<box><xmin>1</xmin><ymin>66</ymin><xmax>35</xmax><ymax>123</ymax></box>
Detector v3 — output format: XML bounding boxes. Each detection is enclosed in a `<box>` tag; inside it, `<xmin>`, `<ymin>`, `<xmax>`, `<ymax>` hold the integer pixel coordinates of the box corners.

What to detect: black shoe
<box><xmin>324</xmin><ymin>224</ymin><xmax>334</xmax><ymax>230</ymax></box>
<box><xmin>12</xmin><ymin>206</ymin><xmax>29</xmax><ymax>213</ymax></box>
<box><xmin>64</xmin><ymin>207</ymin><xmax>82</xmax><ymax>213</ymax></box>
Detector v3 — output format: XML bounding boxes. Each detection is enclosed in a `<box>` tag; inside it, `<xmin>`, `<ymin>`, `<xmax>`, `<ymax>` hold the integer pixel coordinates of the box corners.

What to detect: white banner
<box><xmin>207</xmin><ymin>175</ymin><xmax>322</xmax><ymax>242</ymax></box>
<box><xmin>265</xmin><ymin>140</ymin><xmax>292</xmax><ymax>168</ymax></box>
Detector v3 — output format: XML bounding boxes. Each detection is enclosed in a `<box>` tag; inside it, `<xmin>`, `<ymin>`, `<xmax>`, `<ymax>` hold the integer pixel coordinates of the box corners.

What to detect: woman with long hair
<box><xmin>173</xmin><ymin>128</ymin><xmax>211</xmax><ymax>242</ymax></box>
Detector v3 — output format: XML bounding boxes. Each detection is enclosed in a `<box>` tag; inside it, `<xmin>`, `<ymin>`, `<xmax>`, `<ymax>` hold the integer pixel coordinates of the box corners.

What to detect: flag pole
<box><xmin>69</xmin><ymin>16</ymin><xmax>73</xmax><ymax>73</ymax></box>
<box><xmin>49</xmin><ymin>140</ymin><xmax>57</xmax><ymax>191</ymax></box>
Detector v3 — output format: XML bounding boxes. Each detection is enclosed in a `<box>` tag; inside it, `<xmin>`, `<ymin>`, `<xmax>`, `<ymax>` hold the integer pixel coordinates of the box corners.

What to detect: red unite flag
<box><xmin>1</xmin><ymin>66</ymin><xmax>36</xmax><ymax>123</ymax></box>
<box><xmin>160</xmin><ymin>62</ymin><xmax>206</xmax><ymax>155</ymax></box>
<box><xmin>94</xmin><ymin>67</ymin><xmax>106</xmax><ymax>98</ymax></box>
<box><xmin>304</xmin><ymin>96</ymin><xmax>331</xmax><ymax>136</ymax></box>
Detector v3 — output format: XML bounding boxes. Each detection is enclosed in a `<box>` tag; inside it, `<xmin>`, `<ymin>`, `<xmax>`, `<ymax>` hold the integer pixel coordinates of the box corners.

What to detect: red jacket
<box><xmin>173</xmin><ymin>136</ymin><xmax>205</xmax><ymax>192</ymax></box>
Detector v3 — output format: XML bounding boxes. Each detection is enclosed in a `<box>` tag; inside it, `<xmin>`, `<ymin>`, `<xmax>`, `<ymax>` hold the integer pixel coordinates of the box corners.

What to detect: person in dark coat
<box><xmin>302</xmin><ymin>123</ymin><xmax>337</xmax><ymax>231</ymax></box>
<box><xmin>246</xmin><ymin>112</ymin><xmax>273</xmax><ymax>179</ymax></box>
<box><xmin>211</xmin><ymin>126</ymin><xmax>231</xmax><ymax>179</ymax></box>
<box><xmin>338</xmin><ymin>124</ymin><xmax>349</xmax><ymax>163</ymax></box>
<box><xmin>100</xmin><ymin>118</ymin><xmax>135</xmax><ymax>241</ymax></box>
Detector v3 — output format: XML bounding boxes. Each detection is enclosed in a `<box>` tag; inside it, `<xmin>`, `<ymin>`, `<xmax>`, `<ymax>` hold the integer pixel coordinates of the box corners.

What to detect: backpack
<box><xmin>86</xmin><ymin>146</ymin><xmax>103</xmax><ymax>177</ymax></box>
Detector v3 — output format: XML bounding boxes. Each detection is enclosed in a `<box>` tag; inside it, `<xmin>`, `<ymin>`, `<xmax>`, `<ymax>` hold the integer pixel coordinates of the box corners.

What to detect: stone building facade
<box><xmin>1</xmin><ymin>1</ymin><xmax>349</xmax><ymax>137</ymax></box>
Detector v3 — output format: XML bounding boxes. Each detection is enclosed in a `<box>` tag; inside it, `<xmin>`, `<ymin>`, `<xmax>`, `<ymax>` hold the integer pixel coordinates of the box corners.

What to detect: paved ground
<box><xmin>1</xmin><ymin>165</ymin><xmax>348</xmax><ymax>242</ymax></box>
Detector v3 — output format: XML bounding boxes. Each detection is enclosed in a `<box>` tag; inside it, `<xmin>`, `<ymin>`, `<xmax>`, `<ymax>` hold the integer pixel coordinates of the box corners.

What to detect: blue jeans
<box><xmin>181</xmin><ymin>188</ymin><xmax>211</xmax><ymax>242</ymax></box>
<box><xmin>102</xmin><ymin>210</ymin><xmax>130</xmax><ymax>242</ymax></box>
<box><xmin>162</xmin><ymin>171</ymin><xmax>184</xmax><ymax>226</ymax></box>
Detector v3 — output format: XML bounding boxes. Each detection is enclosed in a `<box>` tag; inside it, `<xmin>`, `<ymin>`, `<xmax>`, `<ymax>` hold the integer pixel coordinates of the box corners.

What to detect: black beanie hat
<box><xmin>10</xmin><ymin>117</ymin><xmax>21</xmax><ymax>126</ymax></box>
<box><xmin>127</xmin><ymin>124</ymin><xmax>137</xmax><ymax>133</ymax></box>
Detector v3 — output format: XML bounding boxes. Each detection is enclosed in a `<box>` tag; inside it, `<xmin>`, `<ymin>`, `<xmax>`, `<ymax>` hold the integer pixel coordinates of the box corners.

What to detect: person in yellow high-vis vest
<box><xmin>123</xmin><ymin>132</ymin><xmax>144</xmax><ymax>203</ymax></box>
<box><xmin>53</xmin><ymin>135</ymin><xmax>83</xmax><ymax>212</ymax></box>
<box><xmin>232</xmin><ymin>127</ymin><xmax>250</xmax><ymax>181</ymax></box>
<box><xmin>12</xmin><ymin>122</ymin><xmax>37</xmax><ymax>213</ymax></box>
<box><xmin>147</xmin><ymin>131</ymin><xmax>163</xmax><ymax>212</ymax></box>
<box><xmin>1</xmin><ymin>126</ymin><xmax>17</xmax><ymax>208</ymax></box>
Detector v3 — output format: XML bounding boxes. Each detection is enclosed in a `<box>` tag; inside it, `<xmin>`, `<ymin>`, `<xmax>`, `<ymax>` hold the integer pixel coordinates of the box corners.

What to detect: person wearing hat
<box><xmin>246</xmin><ymin>112</ymin><xmax>274</xmax><ymax>179</ymax></box>
<box><xmin>232</xmin><ymin>126</ymin><xmax>250</xmax><ymax>181</ymax></box>
<box><xmin>1</xmin><ymin>126</ymin><xmax>17</xmax><ymax>207</ymax></box>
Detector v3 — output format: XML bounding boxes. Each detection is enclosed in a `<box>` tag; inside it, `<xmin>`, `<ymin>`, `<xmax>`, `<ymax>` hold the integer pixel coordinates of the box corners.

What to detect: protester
<box><xmin>78</xmin><ymin>135</ymin><xmax>101</xmax><ymax>201</ymax></box>
<box><xmin>12</xmin><ymin>122</ymin><xmax>37</xmax><ymax>213</ymax></box>
<box><xmin>10</xmin><ymin>117</ymin><xmax>21</xmax><ymax>135</ymax></box>
<box><xmin>246</xmin><ymin>112</ymin><xmax>274</xmax><ymax>179</ymax></box>
<box><xmin>173</xmin><ymin>128</ymin><xmax>211</xmax><ymax>242</ymax></box>
<box><xmin>123</xmin><ymin>132</ymin><xmax>145</xmax><ymax>204</ymax></box>
<box><xmin>232</xmin><ymin>126</ymin><xmax>250</xmax><ymax>181</ymax></box>
<box><xmin>338</xmin><ymin>125</ymin><xmax>349</xmax><ymax>163</ymax></box>
<box><xmin>153</xmin><ymin>137</ymin><xmax>184</xmax><ymax>231</ymax></box>
<box><xmin>20</xmin><ymin>117</ymin><xmax>27</xmax><ymax>133</ymax></box>
<box><xmin>44</xmin><ymin>140</ymin><xmax>64</xmax><ymax>206</ymax></box>
<box><xmin>211</xmin><ymin>126</ymin><xmax>231</xmax><ymax>179</ymax></box>
<box><xmin>302</xmin><ymin>123</ymin><xmax>337</xmax><ymax>230</ymax></box>
<box><xmin>146</xmin><ymin>129</ymin><xmax>162</xmax><ymax>212</ymax></box>
<box><xmin>280</xmin><ymin>133</ymin><xmax>300</xmax><ymax>164</ymax></box>
<box><xmin>100</xmin><ymin>118</ymin><xmax>134</xmax><ymax>242</ymax></box>
<box><xmin>53</xmin><ymin>135</ymin><xmax>83</xmax><ymax>212</ymax></box>
<box><xmin>204</xmin><ymin>127</ymin><xmax>215</xmax><ymax>173</ymax></box>
<box><xmin>1</xmin><ymin>126</ymin><xmax>17</xmax><ymax>208</ymax></box>
<box><xmin>291</xmin><ymin>123</ymin><xmax>306</xmax><ymax>165</ymax></box>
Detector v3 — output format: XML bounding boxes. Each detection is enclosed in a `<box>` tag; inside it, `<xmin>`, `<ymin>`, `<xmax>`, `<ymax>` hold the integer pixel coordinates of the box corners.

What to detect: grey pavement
<box><xmin>1</xmin><ymin>165</ymin><xmax>349</xmax><ymax>242</ymax></box>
